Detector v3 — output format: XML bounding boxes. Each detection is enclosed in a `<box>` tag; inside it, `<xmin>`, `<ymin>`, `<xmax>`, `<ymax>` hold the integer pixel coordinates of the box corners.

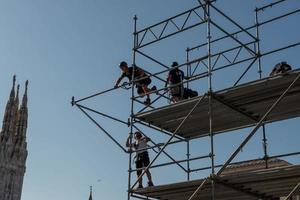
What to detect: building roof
<box><xmin>222</xmin><ymin>158</ymin><xmax>291</xmax><ymax>175</ymax></box>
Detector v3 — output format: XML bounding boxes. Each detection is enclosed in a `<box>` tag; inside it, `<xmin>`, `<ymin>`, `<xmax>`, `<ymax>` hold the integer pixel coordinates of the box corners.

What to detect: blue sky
<box><xmin>0</xmin><ymin>0</ymin><xmax>299</xmax><ymax>200</ymax></box>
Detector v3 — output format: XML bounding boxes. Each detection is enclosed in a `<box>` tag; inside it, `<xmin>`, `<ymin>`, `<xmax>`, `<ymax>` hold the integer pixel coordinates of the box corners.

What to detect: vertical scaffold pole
<box><xmin>205</xmin><ymin>1</ymin><xmax>215</xmax><ymax>200</ymax></box>
<box><xmin>186</xmin><ymin>48</ymin><xmax>191</xmax><ymax>89</ymax></box>
<box><xmin>127</xmin><ymin>15</ymin><xmax>138</xmax><ymax>200</ymax></box>
<box><xmin>255</xmin><ymin>8</ymin><xmax>269</xmax><ymax>169</ymax></box>
<box><xmin>187</xmin><ymin>139</ymin><xmax>190</xmax><ymax>181</ymax></box>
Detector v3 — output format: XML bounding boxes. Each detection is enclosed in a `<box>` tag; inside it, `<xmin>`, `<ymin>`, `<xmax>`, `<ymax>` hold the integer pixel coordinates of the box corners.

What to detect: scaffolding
<box><xmin>72</xmin><ymin>0</ymin><xmax>300</xmax><ymax>199</ymax></box>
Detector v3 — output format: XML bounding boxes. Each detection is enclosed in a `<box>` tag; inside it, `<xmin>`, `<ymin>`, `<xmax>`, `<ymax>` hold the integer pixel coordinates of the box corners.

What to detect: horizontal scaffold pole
<box><xmin>190</xmin><ymin>152</ymin><xmax>300</xmax><ymax>173</ymax></box>
<box><xmin>131</xmin><ymin>194</ymin><xmax>159</xmax><ymax>200</ymax></box>
<box><xmin>269</xmin><ymin>151</ymin><xmax>300</xmax><ymax>159</ymax></box>
<box><xmin>72</xmin><ymin>82</ymin><xmax>131</xmax><ymax>104</ymax></box>
<box><xmin>261</xmin><ymin>41</ymin><xmax>300</xmax><ymax>57</ymax></box>
<box><xmin>130</xmin><ymin>153</ymin><xmax>210</xmax><ymax>172</ymax></box>
<box><xmin>256</xmin><ymin>0</ymin><xmax>287</xmax><ymax>12</ymax></box>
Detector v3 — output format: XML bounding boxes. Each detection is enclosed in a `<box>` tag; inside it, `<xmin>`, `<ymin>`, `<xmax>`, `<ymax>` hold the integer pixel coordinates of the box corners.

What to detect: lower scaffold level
<box><xmin>133</xmin><ymin>159</ymin><xmax>300</xmax><ymax>200</ymax></box>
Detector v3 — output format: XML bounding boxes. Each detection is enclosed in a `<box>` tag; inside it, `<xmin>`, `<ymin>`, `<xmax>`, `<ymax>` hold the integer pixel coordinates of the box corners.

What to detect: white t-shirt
<box><xmin>135</xmin><ymin>138</ymin><xmax>148</xmax><ymax>155</ymax></box>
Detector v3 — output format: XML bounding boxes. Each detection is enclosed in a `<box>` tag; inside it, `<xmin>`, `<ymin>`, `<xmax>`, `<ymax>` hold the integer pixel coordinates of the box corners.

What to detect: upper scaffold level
<box><xmin>134</xmin><ymin>69</ymin><xmax>300</xmax><ymax>139</ymax></box>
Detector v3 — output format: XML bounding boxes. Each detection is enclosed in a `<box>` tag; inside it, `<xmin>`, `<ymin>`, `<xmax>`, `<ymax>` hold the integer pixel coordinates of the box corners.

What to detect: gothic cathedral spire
<box><xmin>16</xmin><ymin>80</ymin><xmax>28</xmax><ymax>147</ymax></box>
<box><xmin>0</xmin><ymin>76</ymin><xmax>29</xmax><ymax>200</ymax></box>
<box><xmin>89</xmin><ymin>186</ymin><xmax>93</xmax><ymax>200</ymax></box>
<box><xmin>1</xmin><ymin>75</ymin><xmax>17</xmax><ymax>141</ymax></box>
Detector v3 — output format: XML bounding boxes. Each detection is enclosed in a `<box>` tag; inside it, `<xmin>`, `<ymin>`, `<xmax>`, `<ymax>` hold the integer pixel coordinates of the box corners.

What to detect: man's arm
<box><xmin>126</xmin><ymin>134</ymin><xmax>135</xmax><ymax>148</ymax></box>
<box><xmin>143</xmin><ymin>136</ymin><xmax>151</xmax><ymax>143</ymax></box>
<box><xmin>114</xmin><ymin>76</ymin><xmax>124</xmax><ymax>88</ymax></box>
<box><xmin>165</xmin><ymin>73</ymin><xmax>170</xmax><ymax>88</ymax></box>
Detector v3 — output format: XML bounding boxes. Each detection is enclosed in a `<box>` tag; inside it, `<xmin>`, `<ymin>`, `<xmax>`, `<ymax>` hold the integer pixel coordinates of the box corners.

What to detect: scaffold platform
<box><xmin>133</xmin><ymin>164</ymin><xmax>300</xmax><ymax>200</ymax></box>
<box><xmin>134</xmin><ymin>69</ymin><xmax>300</xmax><ymax>139</ymax></box>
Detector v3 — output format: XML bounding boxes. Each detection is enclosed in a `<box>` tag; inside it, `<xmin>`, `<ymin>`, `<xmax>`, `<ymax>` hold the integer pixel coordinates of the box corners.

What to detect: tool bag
<box><xmin>183</xmin><ymin>88</ymin><xmax>198</xmax><ymax>99</ymax></box>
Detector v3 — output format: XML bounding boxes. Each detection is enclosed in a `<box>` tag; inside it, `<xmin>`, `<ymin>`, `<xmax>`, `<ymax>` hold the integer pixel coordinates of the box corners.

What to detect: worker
<box><xmin>114</xmin><ymin>61</ymin><xmax>156</xmax><ymax>105</ymax></box>
<box><xmin>126</xmin><ymin>131</ymin><xmax>154</xmax><ymax>189</ymax></box>
<box><xmin>165</xmin><ymin>62</ymin><xmax>184</xmax><ymax>103</ymax></box>
<box><xmin>269</xmin><ymin>61</ymin><xmax>292</xmax><ymax>76</ymax></box>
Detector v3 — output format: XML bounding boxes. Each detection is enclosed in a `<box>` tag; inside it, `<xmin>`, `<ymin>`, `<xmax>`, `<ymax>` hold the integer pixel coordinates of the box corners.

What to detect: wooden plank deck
<box><xmin>133</xmin><ymin>165</ymin><xmax>300</xmax><ymax>200</ymax></box>
<box><xmin>134</xmin><ymin>69</ymin><xmax>300</xmax><ymax>139</ymax></box>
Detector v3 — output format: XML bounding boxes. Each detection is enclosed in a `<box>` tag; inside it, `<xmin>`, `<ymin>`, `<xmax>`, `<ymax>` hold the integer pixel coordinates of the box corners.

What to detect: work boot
<box><xmin>148</xmin><ymin>181</ymin><xmax>154</xmax><ymax>187</ymax></box>
<box><xmin>151</xmin><ymin>86</ymin><xmax>159</xmax><ymax>95</ymax></box>
<box><xmin>144</xmin><ymin>98</ymin><xmax>151</xmax><ymax>106</ymax></box>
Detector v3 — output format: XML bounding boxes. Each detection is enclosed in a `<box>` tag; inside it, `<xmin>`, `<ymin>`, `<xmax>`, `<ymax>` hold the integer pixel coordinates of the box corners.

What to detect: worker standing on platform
<box><xmin>126</xmin><ymin>131</ymin><xmax>154</xmax><ymax>189</ymax></box>
<box><xmin>114</xmin><ymin>61</ymin><xmax>156</xmax><ymax>105</ymax></box>
<box><xmin>165</xmin><ymin>61</ymin><xmax>184</xmax><ymax>103</ymax></box>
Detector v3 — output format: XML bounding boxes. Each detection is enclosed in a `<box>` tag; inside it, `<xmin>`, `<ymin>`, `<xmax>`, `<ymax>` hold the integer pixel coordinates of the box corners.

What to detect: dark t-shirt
<box><xmin>168</xmin><ymin>69</ymin><xmax>184</xmax><ymax>84</ymax></box>
<box><xmin>121</xmin><ymin>67</ymin><xmax>145</xmax><ymax>81</ymax></box>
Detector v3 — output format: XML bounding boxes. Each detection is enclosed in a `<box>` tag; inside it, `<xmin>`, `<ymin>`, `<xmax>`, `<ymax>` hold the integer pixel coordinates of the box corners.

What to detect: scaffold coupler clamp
<box><xmin>207</xmin><ymin>90</ymin><xmax>214</xmax><ymax>96</ymax></box>
<box><xmin>257</xmin><ymin>51</ymin><xmax>262</xmax><ymax>58</ymax></box>
<box><xmin>210</xmin><ymin>173</ymin><xmax>217</xmax><ymax>180</ymax></box>
<box><xmin>127</xmin><ymin>118</ymin><xmax>131</xmax><ymax>127</ymax></box>
<box><xmin>71</xmin><ymin>96</ymin><xmax>75</xmax><ymax>106</ymax></box>
<box><xmin>126</xmin><ymin>149</ymin><xmax>133</xmax><ymax>154</ymax></box>
<box><xmin>263</xmin><ymin>155</ymin><xmax>269</xmax><ymax>160</ymax></box>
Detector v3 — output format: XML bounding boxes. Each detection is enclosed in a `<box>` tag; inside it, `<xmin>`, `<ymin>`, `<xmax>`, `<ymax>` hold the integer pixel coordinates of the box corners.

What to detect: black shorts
<box><xmin>137</xmin><ymin>77</ymin><xmax>151</xmax><ymax>86</ymax></box>
<box><xmin>170</xmin><ymin>84</ymin><xmax>183</xmax><ymax>97</ymax></box>
<box><xmin>136</xmin><ymin>152</ymin><xmax>150</xmax><ymax>176</ymax></box>
<box><xmin>136</xmin><ymin>78</ymin><xmax>151</xmax><ymax>95</ymax></box>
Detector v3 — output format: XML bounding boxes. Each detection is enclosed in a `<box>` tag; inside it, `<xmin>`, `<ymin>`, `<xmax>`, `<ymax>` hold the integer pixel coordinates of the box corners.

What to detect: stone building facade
<box><xmin>0</xmin><ymin>76</ymin><xmax>28</xmax><ymax>200</ymax></box>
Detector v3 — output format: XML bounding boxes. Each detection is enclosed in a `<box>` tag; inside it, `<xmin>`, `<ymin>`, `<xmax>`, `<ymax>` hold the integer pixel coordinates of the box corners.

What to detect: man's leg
<box><xmin>137</xmin><ymin>86</ymin><xmax>150</xmax><ymax>105</ymax></box>
<box><xmin>171</xmin><ymin>86</ymin><xmax>181</xmax><ymax>103</ymax></box>
<box><xmin>142</xmin><ymin>85</ymin><xmax>150</xmax><ymax>100</ymax></box>
<box><xmin>145</xmin><ymin>169</ymin><xmax>153</xmax><ymax>185</ymax></box>
<box><xmin>137</xmin><ymin>85</ymin><xmax>145</xmax><ymax>97</ymax></box>
<box><xmin>141</xmin><ymin>78</ymin><xmax>153</xmax><ymax>105</ymax></box>
<box><xmin>136</xmin><ymin>160</ymin><xmax>143</xmax><ymax>188</ymax></box>
<box><xmin>171</xmin><ymin>96</ymin><xmax>177</xmax><ymax>103</ymax></box>
<box><xmin>143</xmin><ymin>153</ymin><xmax>154</xmax><ymax>186</ymax></box>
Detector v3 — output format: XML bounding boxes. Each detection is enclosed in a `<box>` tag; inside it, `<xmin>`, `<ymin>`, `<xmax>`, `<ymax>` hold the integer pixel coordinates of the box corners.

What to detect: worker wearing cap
<box><xmin>165</xmin><ymin>61</ymin><xmax>184</xmax><ymax>103</ymax></box>
<box><xmin>115</xmin><ymin>61</ymin><xmax>156</xmax><ymax>105</ymax></box>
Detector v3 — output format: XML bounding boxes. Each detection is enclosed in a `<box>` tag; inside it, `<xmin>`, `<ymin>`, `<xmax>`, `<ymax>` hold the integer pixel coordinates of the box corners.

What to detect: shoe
<box><xmin>151</xmin><ymin>86</ymin><xmax>159</xmax><ymax>95</ymax></box>
<box><xmin>148</xmin><ymin>181</ymin><xmax>154</xmax><ymax>187</ymax></box>
<box><xmin>137</xmin><ymin>184</ymin><xmax>143</xmax><ymax>189</ymax></box>
<box><xmin>144</xmin><ymin>98</ymin><xmax>151</xmax><ymax>106</ymax></box>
